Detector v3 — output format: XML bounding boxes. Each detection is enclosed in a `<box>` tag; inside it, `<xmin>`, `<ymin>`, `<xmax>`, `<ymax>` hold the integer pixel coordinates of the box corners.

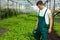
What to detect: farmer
<box><xmin>33</xmin><ymin>1</ymin><xmax>53</xmax><ymax>40</ymax></box>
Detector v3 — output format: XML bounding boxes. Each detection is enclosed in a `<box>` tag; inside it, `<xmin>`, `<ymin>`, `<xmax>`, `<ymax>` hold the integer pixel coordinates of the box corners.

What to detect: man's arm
<box><xmin>34</xmin><ymin>20</ymin><xmax>38</xmax><ymax>30</ymax></box>
<box><xmin>48</xmin><ymin>13</ymin><xmax>53</xmax><ymax>33</ymax></box>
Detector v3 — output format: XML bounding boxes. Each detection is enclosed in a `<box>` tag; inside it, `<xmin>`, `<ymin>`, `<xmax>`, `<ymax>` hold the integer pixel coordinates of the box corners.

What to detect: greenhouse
<box><xmin>0</xmin><ymin>0</ymin><xmax>60</xmax><ymax>40</ymax></box>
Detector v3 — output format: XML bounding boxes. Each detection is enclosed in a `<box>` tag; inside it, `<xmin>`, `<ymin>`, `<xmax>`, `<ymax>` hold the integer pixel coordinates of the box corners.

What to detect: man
<box><xmin>34</xmin><ymin>1</ymin><xmax>53</xmax><ymax>40</ymax></box>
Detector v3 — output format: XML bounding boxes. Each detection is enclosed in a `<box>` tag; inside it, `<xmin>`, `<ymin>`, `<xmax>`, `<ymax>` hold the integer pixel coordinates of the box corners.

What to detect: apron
<box><xmin>33</xmin><ymin>9</ymin><xmax>49</xmax><ymax>40</ymax></box>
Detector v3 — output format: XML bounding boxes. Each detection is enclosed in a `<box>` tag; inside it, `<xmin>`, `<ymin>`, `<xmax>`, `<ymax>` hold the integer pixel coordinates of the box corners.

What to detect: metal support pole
<box><xmin>16</xmin><ymin>2</ymin><xmax>17</xmax><ymax>12</ymax></box>
<box><xmin>12</xmin><ymin>1</ymin><xmax>14</xmax><ymax>9</ymax></box>
<box><xmin>49</xmin><ymin>0</ymin><xmax>51</xmax><ymax>9</ymax></box>
<box><xmin>53</xmin><ymin>0</ymin><xmax>55</xmax><ymax>29</ymax></box>
<box><xmin>0</xmin><ymin>0</ymin><xmax>1</xmax><ymax>19</ymax></box>
<box><xmin>7</xmin><ymin>0</ymin><xmax>9</xmax><ymax>9</ymax></box>
<box><xmin>54</xmin><ymin>0</ymin><xmax>55</xmax><ymax>12</ymax></box>
<box><xmin>0</xmin><ymin>0</ymin><xmax>1</xmax><ymax>9</ymax></box>
<box><xmin>26</xmin><ymin>0</ymin><xmax>33</xmax><ymax>5</ymax></box>
<box><xmin>19</xmin><ymin>4</ymin><xmax>20</xmax><ymax>12</ymax></box>
<box><xmin>12</xmin><ymin>1</ymin><xmax>14</xmax><ymax>15</ymax></box>
<box><xmin>15</xmin><ymin>2</ymin><xmax>18</xmax><ymax>15</ymax></box>
<box><xmin>47</xmin><ymin>0</ymin><xmax>48</xmax><ymax>8</ymax></box>
<box><xmin>6</xmin><ymin>0</ymin><xmax>9</xmax><ymax>17</ymax></box>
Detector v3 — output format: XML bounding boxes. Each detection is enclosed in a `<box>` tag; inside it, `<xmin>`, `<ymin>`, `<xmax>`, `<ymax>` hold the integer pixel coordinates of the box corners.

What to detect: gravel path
<box><xmin>48</xmin><ymin>29</ymin><xmax>60</xmax><ymax>40</ymax></box>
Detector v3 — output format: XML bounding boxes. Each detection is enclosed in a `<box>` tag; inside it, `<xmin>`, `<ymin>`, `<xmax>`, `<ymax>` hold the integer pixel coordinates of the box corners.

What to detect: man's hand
<box><xmin>48</xmin><ymin>28</ymin><xmax>52</xmax><ymax>33</ymax></box>
<box><xmin>34</xmin><ymin>20</ymin><xmax>38</xmax><ymax>30</ymax></box>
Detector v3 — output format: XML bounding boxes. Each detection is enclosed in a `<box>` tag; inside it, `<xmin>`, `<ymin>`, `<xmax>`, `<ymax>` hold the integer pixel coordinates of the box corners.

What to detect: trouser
<box><xmin>35</xmin><ymin>27</ymin><xmax>48</xmax><ymax>40</ymax></box>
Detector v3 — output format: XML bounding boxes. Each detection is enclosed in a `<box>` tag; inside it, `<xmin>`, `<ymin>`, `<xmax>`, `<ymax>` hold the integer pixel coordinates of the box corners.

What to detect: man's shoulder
<box><xmin>46</xmin><ymin>8</ymin><xmax>51</xmax><ymax>14</ymax></box>
<box><xmin>45</xmin><ymin>7</ymin><xmax>50</xmax><ymax>10</ymax></box>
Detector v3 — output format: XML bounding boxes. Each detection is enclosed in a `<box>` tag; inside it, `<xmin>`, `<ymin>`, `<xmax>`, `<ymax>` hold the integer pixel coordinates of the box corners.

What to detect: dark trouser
<box><xmin>35</xmin><ymin>27</ymin><xmax>49</xmax><ymax>40</ymax></box>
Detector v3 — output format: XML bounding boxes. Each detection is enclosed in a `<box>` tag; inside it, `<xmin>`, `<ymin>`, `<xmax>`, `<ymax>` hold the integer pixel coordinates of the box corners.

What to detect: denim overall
<box><xmin>33</xmin><ymin>9</ymin><xmax>49</xmax><ymax>40</ymax></box>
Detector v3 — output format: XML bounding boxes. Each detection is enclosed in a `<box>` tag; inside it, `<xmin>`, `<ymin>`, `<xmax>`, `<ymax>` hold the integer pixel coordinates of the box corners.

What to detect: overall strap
<box><xmin>38</xmin><ymin>9</ymin><xmax>40</xmax><ymax>15</ymax></box>
<box><xmin>44</xmin><ymin>9</ymin><xmax>47</xmax><ymax>17</ymax></box>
